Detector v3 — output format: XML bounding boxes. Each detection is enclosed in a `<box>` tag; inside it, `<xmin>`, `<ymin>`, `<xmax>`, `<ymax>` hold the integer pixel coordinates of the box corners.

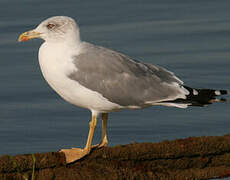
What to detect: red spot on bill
<box><xmin>21</xmin><ymin>36</ymin><xmax>30</xmax><ymax>42</ymax></box>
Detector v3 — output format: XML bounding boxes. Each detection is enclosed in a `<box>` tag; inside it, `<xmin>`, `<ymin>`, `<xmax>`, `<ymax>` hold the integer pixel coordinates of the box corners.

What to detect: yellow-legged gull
<box><xmin>18</xmin><ymin>16</ymin><xmax>228</xmax><ymax>163</ymax></box>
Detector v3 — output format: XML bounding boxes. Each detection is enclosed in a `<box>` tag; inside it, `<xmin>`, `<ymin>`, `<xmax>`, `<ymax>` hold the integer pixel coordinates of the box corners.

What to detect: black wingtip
<box><xmin>161</xmin><ymin>86</ymin><xmax>228</xmax><ymax>107</ymax></box>
<box><xmin>184</xmin><ymin>87</ymin><xmax>229</xmax><ymax>106</ymax></box>
<box><xmin>220</xmin><ymin>90</ymin><xmax>228</xmax><ymax>95</ymax></box>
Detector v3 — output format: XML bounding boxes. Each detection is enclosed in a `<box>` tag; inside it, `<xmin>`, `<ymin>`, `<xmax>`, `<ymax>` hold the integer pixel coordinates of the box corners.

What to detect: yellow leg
<box><xmin>92</xmin><ymin>113</ymin><xmax>109</xmax><ymax>148</ymax></box>
<box><xmin>84</xmin><ymin>115</ymin><xmax>98</xmax><ymax>151</ymax></box>
<box><xmin>60</xmin><ymin>114</ymin><xmax>98</xmax><ymax>163</ymax></box>
<box><xmin>100</xmin><ymin>113</ymin><xmax>109</xmax><ymax>147</ymax></box>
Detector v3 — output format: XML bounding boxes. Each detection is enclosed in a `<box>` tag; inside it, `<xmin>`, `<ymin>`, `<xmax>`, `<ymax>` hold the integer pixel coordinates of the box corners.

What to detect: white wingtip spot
<box><xmin>215</xmin><ymin>90</ymin><xmax>221</xmax><ymax>96</ymax></box>
<box><xmin>193</xmin><ymin>89</ymin><xmax>198</xmax><ymax>95</ymax></box>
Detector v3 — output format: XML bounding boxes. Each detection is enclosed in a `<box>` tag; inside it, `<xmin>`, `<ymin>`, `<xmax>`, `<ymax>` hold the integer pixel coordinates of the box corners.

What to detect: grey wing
<box><xmin>68</xmin><ymin>43</ymin><xmax>188</xmax><ymax>107</ymax></box>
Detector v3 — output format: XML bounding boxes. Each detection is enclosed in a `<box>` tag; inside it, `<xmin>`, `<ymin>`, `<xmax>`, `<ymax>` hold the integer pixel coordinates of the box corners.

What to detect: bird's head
<box><xmin>18</xmin><ymin>16</ymin><xmax>80</xmax><ymax>43</ymax></box>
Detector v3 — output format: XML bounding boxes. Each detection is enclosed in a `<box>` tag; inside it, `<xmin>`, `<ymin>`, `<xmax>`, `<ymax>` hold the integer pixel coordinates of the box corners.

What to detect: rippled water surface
<box><xmin>0</xmin><ymin>0</ymin><xmax>230</xmax><ymax>167</ymax></box>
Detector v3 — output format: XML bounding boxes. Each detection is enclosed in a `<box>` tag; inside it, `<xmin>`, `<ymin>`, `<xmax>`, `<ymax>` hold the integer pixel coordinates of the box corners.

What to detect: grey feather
<box><xmin>68</xmin><ymin>42</ymin><xmax>185</xmax><ymax>106</ymax></box>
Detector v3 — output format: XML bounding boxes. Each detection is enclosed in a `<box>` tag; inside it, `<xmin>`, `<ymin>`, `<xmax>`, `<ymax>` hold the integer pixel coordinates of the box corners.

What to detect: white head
<box><xmin>18</xmin><ymin>16</ymin><xmax>81</xmax><ymax>44</ymax></box>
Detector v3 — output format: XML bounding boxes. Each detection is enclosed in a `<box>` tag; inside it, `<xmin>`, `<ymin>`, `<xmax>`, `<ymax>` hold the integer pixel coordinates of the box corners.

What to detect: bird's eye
<box><xmin>46</xmin><ymin>23</ymin><xmax>56</xmax><ymax>29</ymax></box>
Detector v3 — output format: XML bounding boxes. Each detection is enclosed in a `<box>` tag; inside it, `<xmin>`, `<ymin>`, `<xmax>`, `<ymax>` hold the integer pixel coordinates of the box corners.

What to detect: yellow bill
<box><xmin>18</xmin><ymin>30</ymin><xmax>41</xmax><ymax>42</ymax></box>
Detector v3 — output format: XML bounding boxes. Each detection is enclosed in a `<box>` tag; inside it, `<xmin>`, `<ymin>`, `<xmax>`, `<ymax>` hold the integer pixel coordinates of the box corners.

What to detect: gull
<box><xmin>18</xmin><ymin>16</ymin><xmax>228</xmax><ymax>163</ymax></box>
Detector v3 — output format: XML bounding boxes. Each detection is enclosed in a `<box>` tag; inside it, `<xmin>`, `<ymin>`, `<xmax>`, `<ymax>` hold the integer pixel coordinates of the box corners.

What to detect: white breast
<box><xmin>38</xmin><ymin>42</ymin><xmax>122</xmax><ymax>112</ymax></box>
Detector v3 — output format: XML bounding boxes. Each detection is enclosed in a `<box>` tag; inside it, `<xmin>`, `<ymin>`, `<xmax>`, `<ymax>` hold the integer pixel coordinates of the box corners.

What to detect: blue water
<box><xmin>0</xmin><ymin>1</ymin><xmax>230</xmax><ymax>178</ymax></box>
